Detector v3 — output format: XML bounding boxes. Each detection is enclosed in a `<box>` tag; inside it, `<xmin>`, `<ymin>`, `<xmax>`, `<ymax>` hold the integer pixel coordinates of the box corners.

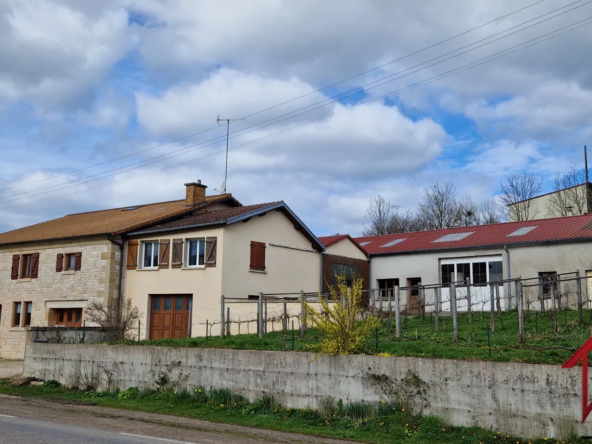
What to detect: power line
<box><xmin>0</xmin><ymin>0</ymin><xmax>550</xmax><ymax>194</ymax></box>
<box><xmin>1</xmin><ymin>15</ymin><xmax>590</xmax><ymax>212</ymax></box>
<box><xmin>0</xmin><ymin>0</ymin><xmax>586</xmax><ymax>205</ymax></box>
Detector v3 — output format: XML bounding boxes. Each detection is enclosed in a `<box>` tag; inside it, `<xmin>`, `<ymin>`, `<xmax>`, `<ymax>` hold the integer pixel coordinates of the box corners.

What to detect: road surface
<box><xmin>0</xmin><ymin>394</ymin><xmax>362</xmax><ymax>444</ymax></box>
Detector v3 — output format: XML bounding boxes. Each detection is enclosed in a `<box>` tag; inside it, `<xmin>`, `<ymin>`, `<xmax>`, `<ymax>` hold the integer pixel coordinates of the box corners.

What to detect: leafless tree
<box><xmin>363</xmin><ymin>194</ymin><xmax>396</xmax><ymax>236</ymax></box>
<box><xmin>499</xmin><ymin>173</ymin><xmax>543</xmax><ymax>221</ymax></box>
<box><xmin>417</xmin><ymin>182</ymin><xmax>462</xmax><ymax>230</ymax></box>
<box><xmin>85</xmin><ymin>298</ymin><xmax>142</xmax><ymax>341</ymax></box>
<box><xmin>547</xmin><ymin>167</ymin><xmax>589</xmax><ymax>217</ymax></box>
<box><xmin>388</xmin><ymin>209</ymin><xmax>423</xmax><ymax>233</ymax></box>
<box><xmin>478</xmin><ymin>198</ymin><xmax>506</xmax><ymax>224</ymax></box>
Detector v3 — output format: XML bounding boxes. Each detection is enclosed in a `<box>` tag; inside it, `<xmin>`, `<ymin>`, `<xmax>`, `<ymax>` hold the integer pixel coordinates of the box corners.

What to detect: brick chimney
<box><xmin>185</xmin><ymin>180</ymin><xmax>207</xmax><ymax>206</ymax></box>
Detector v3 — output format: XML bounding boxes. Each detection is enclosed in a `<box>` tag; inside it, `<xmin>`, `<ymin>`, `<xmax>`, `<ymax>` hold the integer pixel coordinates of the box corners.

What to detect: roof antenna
<box><xmin>217</xmin><ymin>115</ymin><xmax>245</xmax><ymax>194</ymax></box>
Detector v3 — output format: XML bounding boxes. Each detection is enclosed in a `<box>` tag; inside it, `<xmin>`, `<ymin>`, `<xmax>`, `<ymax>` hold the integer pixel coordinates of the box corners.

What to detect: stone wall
<box><xmin>24</xmin><ymin>344</ymin><xmax>587</xmax><ymax>440</ymax></box>
<box><xmin>0</xmin><ymin>237</ymin><xmax>120</xmax><ymax>359</ymax></box>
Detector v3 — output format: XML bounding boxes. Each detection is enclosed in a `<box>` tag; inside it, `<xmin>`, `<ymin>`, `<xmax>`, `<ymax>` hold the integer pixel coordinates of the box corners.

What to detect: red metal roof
<box><xmin>354</xmin><ymin>214</ymin><xmax>592</xmax><ymax>255</ymax></box>
<box><xmin>318</xmin><ymin>234</ymin><xmax>368</xmax><ymax>254</ymax></box>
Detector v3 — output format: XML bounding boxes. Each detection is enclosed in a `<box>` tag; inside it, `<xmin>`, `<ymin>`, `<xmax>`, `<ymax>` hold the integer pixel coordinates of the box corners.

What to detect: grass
<box><xmin>117</xmin><ymin>309</ymin><xmax>590</xmax><ymax>365</ymax></box>
<box><xmin>0</xmin><ymin>379</ymin><xmax>575</xmax><ymax>444</ymax></box>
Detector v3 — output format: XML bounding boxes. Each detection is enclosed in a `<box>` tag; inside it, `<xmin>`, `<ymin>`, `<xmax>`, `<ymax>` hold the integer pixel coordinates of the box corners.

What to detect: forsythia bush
<box><xmin>303</xmin><ymin>274</ymin><xmax>381</xmax><ymax>359</ymax></box>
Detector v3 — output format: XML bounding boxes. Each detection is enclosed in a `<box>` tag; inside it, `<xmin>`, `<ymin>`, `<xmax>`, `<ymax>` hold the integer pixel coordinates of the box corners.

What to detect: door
<box><xmin>55</xmin><ymin>308</ymin><xmax>82</xmax><ymax>327</ymax></box>
<box><xmin>150</xmin><ymin>295</ymin><xmax>192</xmax><ymax>340</ymax></box>
<box><xmin>587</xmin><ymin>271</ymin><xmax>592</xmax><ymax>309</ymax></box>
<box><xmin>407</xmin><ymin>278</ymin><xmax>422</xmax><ymax>310</ymax></box>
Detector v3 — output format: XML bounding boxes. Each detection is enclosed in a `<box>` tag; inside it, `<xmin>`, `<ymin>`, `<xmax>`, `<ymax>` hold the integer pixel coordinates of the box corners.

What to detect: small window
<box><xmin>489</xmin><ymin>261</ymin><xmax>503</xmax><ymax>285</ymax></box>
<box><xmin>164</xmin><ymin>297</ymin><xmax>172</xmax><ymax>311</ymax></box>
<box><xmin>153</xmin><ymin>297</ymin><xmax>161</xmax><ymax>311</ymax></box>
<box><xmin>186</xmin><ymin>239</ymin><xmax>205</xmax><ymax>268</ymax></box>
<box><xmin>54</xmin><ymin>308</ymin><xmax>82</xmax><ymax>327</ymax></box>
<box><xmin>377</xmin><ymin>278</ymin><xmax>399</xmax><ymax>297</ymax></box>
<box><xmin>472</xmin><ymin>262</ymin><xmax>487</xmax><ymax>286</ymax></box>
<box><xmin>457</xmin><ymin>263</ymin><xmax>471</xmax><ymax>285</ymax></box>
<box><xmin>539</xmin><ymin>272</ymin><xmax>558</xmax><ymax>298</ymax></box>
<box><xmin>13</xmin><ymin>302</ymin><xmax>22</xmax><ymax>327</ymax></box>
<box><xmin>331</xmin><ymin>263</ymin><xmax>359</xmax><ymax>287</ymax></box>
<box><xmin>65</xmin><ymin>253</ymin><xmax>76</xmax><ymax>271</ymax></box>
<box><xmin>24</xmin><ymin>302</ymin><xmax>32</xmax><ymax>327</ymax></box>
<box><xmin>21</xmin><ymin>254</ymin><xmax>33</xmax><ymax>278</ymax></box>
<box><xmin>142</xmin><ymin>241</ymin><xmax>160</xmax><ymax>269</ymax></box>
<box><xmin>441</xmin><ymin>264</ymin><xmax>455</xmax><ymax>287</ymax></box>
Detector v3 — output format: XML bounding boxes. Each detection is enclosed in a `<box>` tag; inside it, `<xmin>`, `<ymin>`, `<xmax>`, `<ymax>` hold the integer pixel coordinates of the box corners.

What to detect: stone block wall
<box><xmin>0</xmin><ymin>237</ymin><xmax>120</xmax><ymax>359</ymax></box>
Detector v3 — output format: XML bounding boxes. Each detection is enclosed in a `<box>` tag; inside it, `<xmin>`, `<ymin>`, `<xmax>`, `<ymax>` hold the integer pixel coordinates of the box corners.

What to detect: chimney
<box><xmin>185</xmin><ymin>180</ymin><xmax>207</xmax><ymax>206</ymax></box>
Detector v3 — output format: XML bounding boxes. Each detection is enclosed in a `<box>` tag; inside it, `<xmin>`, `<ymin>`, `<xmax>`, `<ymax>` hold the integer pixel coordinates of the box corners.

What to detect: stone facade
<box><xmin>0</xmin><ymin>237</ymin><xmax>120</xmax><ymax>359</ymax></box>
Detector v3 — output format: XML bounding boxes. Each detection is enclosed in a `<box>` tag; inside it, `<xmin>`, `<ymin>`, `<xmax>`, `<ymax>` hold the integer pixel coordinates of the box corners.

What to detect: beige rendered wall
<box><xmin>122</xmin><ymin>226</ymin><xmax>225</xmax><ymax>339</ymax></box>
<box><xmin>0</xmin><ymin>237</ymin><xmax>119</xmax><ymax>359</ymax></box>
<box><xmin>508</xmin><ymin>184</ymin><xmax>588</xmax><ymax>221</ymax></box>
<box><xmin>325</xmin><ymin>238</ymin><xmax>367</xmax><ymax>260</ymax></box>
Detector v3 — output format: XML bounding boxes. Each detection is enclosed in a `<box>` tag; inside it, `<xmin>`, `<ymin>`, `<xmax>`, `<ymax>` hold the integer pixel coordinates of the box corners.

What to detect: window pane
<box><xmin>68</xmin><ymin>254</ymin><xmax>76</xmax><ymax>270</ymax></box>
<box><xmin>441</xmin><ymin>264</ymin><xmax>455</xmax><ymax>286</ymax></box>
<box><xmin>198</xmin><ymin>240</ymin><xmax>205</xmax><ymax>266</ymax></box>
<box><xmin>25</xmin><ymin>303</ymin><xmax>32</xmax><ymax>326</ymax></box>
<box><xmin>154</xmin><ymin>297</ymin><xmax>161</xmax><ymax>311</ymax></box>
<box><xmin>165</xmin><ymin>297</ymin><xmax>172</xmax><ymax>311</ymax></box>
<box><xmin>176</xmin><ymin>298</ymin><xmax>183</xmax><ymax>311</ymax></box>
<box><xmin>457</xmin><ymin>263</ymin><xmax>470</xmax><ymax>284</ymax></box>
<box><xmin>489</xmin><ymin>261</ymin><xmax>503</xmax><ymax>283</ymax></box>
<box><xmin>16</xmin><ymin>302</ymin><xmax>21</xmax><ymax>314</ymax></box>
<box><xmin>472</xmin><ymin>262</ymin><xmax>487</xmax><ymax>285</ymax></box>
<box><xmin>143</xmin><ymin>243</ymin><xmax>152</xmax><ymax>267</ymax></box>
<box><xmin>188</xmin><ymin>240</ymin><xmax>197</xmax><ymax>266</ymax></box>
<box><xmin>67</xmin><ymin>311</ymin><xmax>72</xmax><ymax>323</ymax></box>
<box><xmin>152</xmin><ymin>242</ymin><xmax>159</xmax><ymax>267</ymax></box>
<box><xmin>76</xmin><ymin>309</ymin><xmax>81</xmax><ymax>323</ymax></box>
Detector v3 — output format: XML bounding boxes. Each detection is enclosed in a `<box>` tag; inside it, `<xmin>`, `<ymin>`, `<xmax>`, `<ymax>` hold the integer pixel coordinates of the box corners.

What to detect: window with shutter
<box><xmin>56</xmin><ymin>254</ymin><xmax>64</xmax><ymax>272</ymax></box>
<box><xmin>74</xmin><ymin>252</ymin><xmax>82</xmax><ymax>271</ymax></box>
<box><xmin>205</xmin><ymin>237</ymin><xmax>217</xmax><ymax>267</ymax></box>
<box><xmin>172</xmin><ymin>239</ymin><xmax>184</xmax><ymax>268</ymax></box>
<box><xmin>126</xmin><ymin>241</ymin><xmax>139</xmax><ymax>270</ymax></box>
<box><xmin>185</xmin><ymin>239</ymin><xmax>205</xmax><ymax>268</ymax></box>
<box><xmin>11</xmin><ymin>255</ymin><xmax>20</xmax><ymax>280</ymax></box>
<box><xmin>30</xmin><ymin>253</ymin><xmax>39</xmax><ymax>278</ymax></box>
<box><xmin>159</xmin><ymin>240</ymin><xmax>170</xmax><ymax>269</ymax></box>
<box><xmin>250</xmin><ymin>241</ymin><xmax>266</xmax><ymax>271</ymax></box>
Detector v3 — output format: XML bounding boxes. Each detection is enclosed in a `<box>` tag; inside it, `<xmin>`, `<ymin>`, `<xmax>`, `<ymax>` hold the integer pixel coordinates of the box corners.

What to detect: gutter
<box><xmin>504</xmin><ymin>244</ymin><xmax>512</xmax><ymax>309</ymax></box>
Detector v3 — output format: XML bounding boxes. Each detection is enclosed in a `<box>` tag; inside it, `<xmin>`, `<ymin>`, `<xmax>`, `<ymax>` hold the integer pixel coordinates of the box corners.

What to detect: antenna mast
<box><xmin>216</xmin><ymin>115</ymin><xmax>245</xmax><ymax>194</ymax></box>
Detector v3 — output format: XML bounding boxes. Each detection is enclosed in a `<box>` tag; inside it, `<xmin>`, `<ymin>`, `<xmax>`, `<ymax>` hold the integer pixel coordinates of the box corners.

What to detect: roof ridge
<box><xmin>197</xmin><ymin>201</ymin><xmax>282</xmax><ymax>214</ymax></box>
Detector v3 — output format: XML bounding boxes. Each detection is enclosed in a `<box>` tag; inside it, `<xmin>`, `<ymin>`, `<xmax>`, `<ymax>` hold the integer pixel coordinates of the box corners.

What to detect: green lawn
<box><xmin>0</xmin><ymin>380</ymin><xmax>573</xmax><ymax>444</ymax></box>
<box><xmin>120</xmin><ymin>309</ymin><xmax>588</xmax><ymax>365</ymax></box>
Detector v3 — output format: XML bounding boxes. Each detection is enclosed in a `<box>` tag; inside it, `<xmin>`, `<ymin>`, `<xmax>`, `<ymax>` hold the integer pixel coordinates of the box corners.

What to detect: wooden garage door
<box><xmin>150</xmin><ymin>295</ymin><xmax>192</xmax><ymax>340</ymax></box>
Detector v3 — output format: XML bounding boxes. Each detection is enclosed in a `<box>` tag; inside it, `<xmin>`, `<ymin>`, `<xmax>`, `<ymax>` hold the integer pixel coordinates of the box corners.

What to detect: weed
<box><xmin>41</xmin><ymin>380</ymin><xmax>61</xmax><ymax>389</ymax></box>
<box><xmin>118</xmin><ymin>387</ymin><xmax>139</xmax><ymax>400</ymax></box>
<box><xmin>343</xmin><ymin>402</ymin><xmax>375</xmax><ymax>420</ymax></box>
<box><xmin>318</xmin><ymin>396</ymin><xmax>336</xmax><ymax>418</ymax></box>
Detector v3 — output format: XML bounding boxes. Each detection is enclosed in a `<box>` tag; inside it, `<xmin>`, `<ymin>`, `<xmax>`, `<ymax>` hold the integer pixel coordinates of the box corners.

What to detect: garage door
<box><xmin>150</xmin><ymin>295</ymin><xmax>192</xmax><ymax>340</ymax></box>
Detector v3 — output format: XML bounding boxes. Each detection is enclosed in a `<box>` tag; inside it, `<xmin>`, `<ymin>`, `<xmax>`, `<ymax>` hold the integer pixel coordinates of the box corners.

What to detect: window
<box><xmin>489</xmin><ymin>261</ymin><xmax>503</xmax><ymax>285</ymax></box>
<box><xmin>331</xmin><ymin>263</ymin><xmax>359</xmax><ymax>287</ymax></box>
<box><xmin>539</xmin><ymin>272</ymin><xmax>557</xmax><ymax>298</ymax></box>
<box><xmin>186</xmin><ymin>239</ymin><xmax>205</xmax><ymax>268</ymax></box>
<box><xmin>457</xmin><ymin>263</ymin><xmax>471</xmax><ymax>285</ymax></box>
<box><xmin>377</xmin><ymin>278</ymin><xmax>399</xmax><ymax>297</ymax></box>
<box><xmin>65</xmin><ymin>253</ymin><xmax>76</xmax><ymax>270</ymax></box>
<box><xmin>24</xmin><ymin>302</ymin><xmax>32</xmax><ymax>327</ymax></box>
<box><xmin>441</xmin><ymin>264</ymin><xmax>455</xmax><ymax>287</ymax></box>
<box><xmin>21</xmin><ymin>254</ymin><xmax>33</xmax><ymax>278</ymax></box>
<box><xmin>472</xmin><ymin>262</ymin><xmax>487</xmax><ymax>285</ymax></box>
<box><xmin>250</xmin><ymin>241</ymin><xmax>266</xmax><ymax>271</ymax></box>
<box><xmin>54</xmin><ymin>308</ymin><xmax>82</xmax><ymax>327</ymax></box>
<box><xmin>142</xmin><ymin>241</ymin><xmax>159</xmax><ymax>269</ymax></box>
<box><xmin>13</xmin><ymin>302</ymin><xmax>21</xmax><ymax>327</ymax></box>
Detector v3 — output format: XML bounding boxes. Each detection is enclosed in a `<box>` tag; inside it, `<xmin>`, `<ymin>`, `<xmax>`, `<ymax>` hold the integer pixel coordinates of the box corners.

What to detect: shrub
<box><xmin>41</xmin><ymin>380</ymin><xmax>61</xmax><ymax>389</ymax></box>
<box><xmin>318</xmin><ymin>396</ymin><xmax>336</xmax><ymax>418</ymax></box>
<box><xmin>209</xmin><ymin>388</ymin><xmax>233</xmax><ymax>406</ymax></box>
<box><xmin>343</xmin><ymin>402</ymin><xmax>376</xmax><ymax>420</ymax></box>
<box><xmin>253</xmin><ymin>395</ymin><xmax>282</xmax><ymax>413</ymax></box>
<box><xmin>118</xmin><ymin>387</ymin><xmax>140</xmax><ymax>400</ymax></box>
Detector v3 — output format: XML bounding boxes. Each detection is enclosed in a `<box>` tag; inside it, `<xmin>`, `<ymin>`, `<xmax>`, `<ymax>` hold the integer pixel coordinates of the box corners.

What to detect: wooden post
<box><xmin>495</xmin><ymin>284</ymin><xmax>501</xmax><ymax>316</ymax></box>
<box><xmin>395</xmin><ymin>285</ymin><xmax>401</xmax><ymax>339</ymax></box>
<box><xmin>283</xmin><ymin>299</ymin><xmax>288</xmax><ymax>331</ymax></box>
<box><xmin>258</xmin><ymin>293</ymin><xmax>263</xmax><ymax>339</ymax></box>
<box><xmin>421</xmin><ymin>286</ymin><xmax>426</xmax><ymax>324</ymax></box>
<box><xmin>300</xmin><ymin>290</ymin><xmax>307</xmax><ymax>337</ymax></box>
<box><xmin>577</xmin><ymin>270</ymin><xmax>584</xmax><ymax>326</ymax></box>
<box><xmin>517</xmin><ymin>281</ymin><xmax>525</xmax><ymax>343</ymax></box>
<box><xmin>556</xmin><ymin>274</ymin><xmax>563</xmax><ymax>311</ymax></box>
<box><xmin>515</xmin><ymin>280</ymin><xmax>520</xmax><ymax>322</ymax></box>
<box><xmin>551</xmin><ymin>277</ymin><xmax>557</xmax><ymax>335</ymax></box>
<box><xmin>451</xmin><ymin>283</ymin><xmax>458</xmax><ymax>341</ymax></box>
<box><xmin>220</xmin><ymin>295</ymin><xmax>226</xmax><ymax>339</ymax></box>
<box><xmin>226</xmin><ymin>307</ymin><xmax>231</xmax><ymax>337</ymax></box>
<box><xmin>264</xmin><ymin>300</ymin><xmax>268</xmax><ymax>334</ymax></box>
<box><xmin>434</xmin><ymin>287</ymin><xmax>439</xmax><ymax>333</ymax></box>
<box><xmin>490</xmin><ymin>284</ymin><xmax>495</xmax><ymax>333</ymax></box>
<box><xmin>387</xmin><ymin>289</ymin><xmax>392</xmax><ymax>335</ymax></box>
<box><xmin>538</xmin><ymin>278</ymin><xmax>546</xmax><ymax>314</ymax></box>
<box><xmin>466</xmin><ymin>283</ymin><xmax>472</xmax><ymax>323</ymax></box>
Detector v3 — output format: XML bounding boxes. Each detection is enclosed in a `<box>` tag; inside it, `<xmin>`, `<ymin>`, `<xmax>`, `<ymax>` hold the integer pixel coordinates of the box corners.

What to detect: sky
<box><xmin>1</xmin><ymin>0</ymin><xmax>592</xmax><ymax>236</ymax></box>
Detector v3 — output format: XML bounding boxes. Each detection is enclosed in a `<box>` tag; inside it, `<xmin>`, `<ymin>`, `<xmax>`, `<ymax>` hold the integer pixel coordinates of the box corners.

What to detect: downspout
<box><xmin>504</xmin><ymin>244</ymin><xmax>512</xmax><ymax>309</ymax></box>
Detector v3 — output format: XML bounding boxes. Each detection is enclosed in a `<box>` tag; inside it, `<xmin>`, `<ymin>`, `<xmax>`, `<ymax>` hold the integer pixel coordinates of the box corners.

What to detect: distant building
<box><xmin>508</xmin><ymin>183</ymin><xmax>592</xmax><ymax>221</ymax></box>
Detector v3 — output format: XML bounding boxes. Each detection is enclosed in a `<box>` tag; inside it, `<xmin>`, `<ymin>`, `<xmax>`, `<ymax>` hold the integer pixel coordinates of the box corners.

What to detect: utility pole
<box><xmin>586</xmin><ymin>145</ymin><xmax>590</xmax><ymax>214</ymax></box>
<box><xmin>216</xmin><ymin>115</ymin><xmax>245</xmax><ymax>193</ymax></box>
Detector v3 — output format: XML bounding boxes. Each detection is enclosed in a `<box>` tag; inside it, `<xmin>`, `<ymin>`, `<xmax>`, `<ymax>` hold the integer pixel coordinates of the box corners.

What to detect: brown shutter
<box><xmin>30</xmin><ymin>252</ymin><xmax>40</xmax><ymax>278</ymax></box>
<box><xmin>56</xmin><ymin>254</ymin><xmax>64</xmax><ymax>272</ymax></box>
<box><xmin>74</xmin><ymin>252</ymin><xmax>82</xmax><ymax>271</ymax></box>
<box><xmin>258</xmin><ymin>242</ymin><xmax>266</xmax><ymax>271</ymax></box>
<box><xmin>158</xmin><ymin>240</ymin><xmax>170</xmax><ymax>269</ymax></box>
<box><xmin>171</xmin><ymin>239</ymin><xmax>184</xmax><ymax>268</ymax></box>
<box><xmin>127</xmin><ymin>241</ymin><xmax>139</xmax><ymax>270</ymax></box>
<box><xmin>205</xmin><ymin>237</ymin><xmax>217</xmax><ymax>267</ymax></box>
<box><xmin>11</xmin><ymin>254</ymin><xmax>20</xmax><ymax>280</ymax></box>
<box><xmin>250</xmin><ymin>241</ymin><xmax>266</xmax><ymax>271</ymax></box>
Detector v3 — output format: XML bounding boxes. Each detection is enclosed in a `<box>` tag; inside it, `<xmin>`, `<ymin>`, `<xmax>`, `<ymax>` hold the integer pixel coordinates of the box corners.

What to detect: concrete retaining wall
<box><xmin>24</xmin><ymin>344</ymin><xmax>586</xmax><ymax>439</ymax></box>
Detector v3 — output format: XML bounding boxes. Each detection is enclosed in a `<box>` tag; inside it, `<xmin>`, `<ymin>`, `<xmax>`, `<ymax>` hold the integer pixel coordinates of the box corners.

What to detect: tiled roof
<box><xmin>136</xmin><ymin>202</ymin><xmax>282</xmax><ymax>233</ymax></box>
<box><xmin>354</xmin><ymin>214</ymin><xmax>592</xmax><ymax>255</ymax></box>
<box><xmin>0</xmin><ymin>194</ymin><xmax>236</xmax><ymax>246</ymax></box>
<box><xmin>318</xmin><ymin>234</ymin><xmax>368</xmax><ymax>254</ymax></box>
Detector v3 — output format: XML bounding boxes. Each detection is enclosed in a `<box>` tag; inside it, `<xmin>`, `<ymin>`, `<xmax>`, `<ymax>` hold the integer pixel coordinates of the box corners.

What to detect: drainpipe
<box><xmin>504</xmin><ymin>244</ymin><xmax>512</xmax><ymax>310</ymax></box>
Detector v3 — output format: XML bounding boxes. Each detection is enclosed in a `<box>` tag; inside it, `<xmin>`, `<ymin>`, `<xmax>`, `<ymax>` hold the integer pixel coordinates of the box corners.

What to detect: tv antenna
<box><xmin>217</xmin><ymin>115</ymin><xmax>245</xmax><ymax>194</ymax></box>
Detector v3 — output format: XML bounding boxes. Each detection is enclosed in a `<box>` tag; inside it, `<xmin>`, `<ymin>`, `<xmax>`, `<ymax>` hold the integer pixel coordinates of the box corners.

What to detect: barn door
<box><xmin>150</xmin><ymin>295</ymin><xmax>192</xmax><ymax>340</ymax></box>
<box><xmin>407</xmin><ymin>278</ymin><xmax>422</xmax><ymax>311</ymax></box>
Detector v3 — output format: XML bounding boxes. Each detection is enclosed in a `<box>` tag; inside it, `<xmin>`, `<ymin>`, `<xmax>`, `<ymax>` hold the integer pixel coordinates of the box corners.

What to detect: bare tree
<box><xmin>363</xmin><ymin>194</ymin><xmax>395</xmax><ymax>236</ymax></box>
<box><xmin>388</xmin><ymin>209</ymin><xmax>422</xmax><ymax>233</ymax></box>
<box><xmin>478</xmin><ymin>198</ymin><xmax>506</xmax><ymax>224</ymax></box>
<box><xmin>499</xmin><ymin>173</ymin><xmax>543</xmax><ymax>221</ymax></box>
<box><xmin>85</xmin><ymin>298</ymin><xmax>142</xmax><ymax>341</ymax></box>
<box><xmin>457</xmin><ymin>196</ymin><xmax>480</xmax><ymax>227</ymax></box>
<box><xmin>417</xmin><ymin>182</ymin><xmax>462</xmax><ymax>230</ymax></box>
<box><xmin>547</xmin><ymin>167</ymin><xmax>589</xmax><ymax>217</ymax></box>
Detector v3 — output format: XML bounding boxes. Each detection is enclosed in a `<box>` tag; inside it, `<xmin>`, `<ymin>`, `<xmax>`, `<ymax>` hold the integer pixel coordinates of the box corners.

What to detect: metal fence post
<box><xmin>227</xmin><ymin>307</ymin><xmax>231</xmax><ymax>337</ymax></box>
<box><xmin>206</xmin><ymin>320</ymin><xmax>209</xmax><ymax>342</ymax></box>
<box><xmin>258</xmin><ymin>293</ymin><xmax>263</xmax><ymax>339</ymax></box>
<box><xmin>138</xmin><ymin>319</ymin><xmax>141</xmax><ymax>342</ymax></box>
<box><xmin>495</xmin><ymin>284</ymin><xmax>501</xmax><ymax>316</ymax></box>
<box><xmin>434</xmin><ymin>287</ymin><xmax>439</xmax><ymax>333</ymax></box>
<box><xmin>421</xmin><ymin>286</ymin><xmax>426</xmax><ymax>324</ymax></box>
<box><xmin>387</xmin><ymin>289</ymin><xmax>392</xmax><ymax>335</ymax></box>
<box><xmin>577</xmin><ymin>270</ymin><xmax>584</xmax><ymax>326</ymax></box>
<box><xmin>220</xmin><ymin>295</ymin><xmax>225</xmax><ymax>339</ymax></box>
<box><xmin>490</xmin><ymin>284</ymin><xmax>495</xmax><ymax>333</ymax></box>
<box><xmin>538</xmin><ymin>278</ymin><xmax>545</xmax><ymax>314</ymax></box>
<box><xmin>451</xmin><ymin>283</ymin><xmax>458</xmax><ymax>341</ymax></box>
<box><xmin>517</xmin><ymin>281</ymin><xmax>525</xmax><ymax>343</ymax></box>
<box><xmin>300</xmin><ymin>290</ymin><xmax>307</xmax><ymax>337</ymax></box>
<box><xmin>264</xmin><ymin>299</ymin><xmax>268</xmax><ymax>334</ymax></box>
<box><xmin>466</xmin><ymin>283</ymin><xmax>472</xmax><ymax>323</ymax></box>
<box><xmin>395</xmin><ymin>285</ymin><xmax>400</xmax><ymax>339</ymax></box>
<box><xmin>283</xmin><ymin>299</ymin><xmax>288</xmax><ymax>331</ymax></box>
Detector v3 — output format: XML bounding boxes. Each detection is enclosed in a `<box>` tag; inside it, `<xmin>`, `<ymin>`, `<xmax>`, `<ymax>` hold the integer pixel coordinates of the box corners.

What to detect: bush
<box><xmin>41</xmin><ymin>380</ymin><xmax>61</xmax><ymax>389</ymax></box>
<box><xmin>318</xmin><ymin>396</ymin><xmax>336</xmax><ymax>418</ymax></box>
<box><xmin>209</xmin><ymin>388</ymin><xmax>233</xmax><ymax>406</ymax></box>
<box><xmin>343</xmin><ymin>402</ymin><xmax>376</xmax><ymax>420</ymax></box>
<box><xmin>118</xmin><ymin>387</ymin><xmax>140</xmax><ymax>400</ymax></box>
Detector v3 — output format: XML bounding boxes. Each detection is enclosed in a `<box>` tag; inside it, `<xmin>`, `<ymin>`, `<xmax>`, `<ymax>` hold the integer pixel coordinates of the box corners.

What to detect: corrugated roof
<box><xmin>0</xmin><ymin>194</ymin><xmax>237</xmax><ymax>246</ymax></box>
<box><xmin>354</xmin><ymin>213</ymin><xmax>592</xmax><ymax>255</ymax></box>
<box><xmin>318</xmin><ymin>234</ymin><xmax>368</xmax><ymax>255</ymax></box>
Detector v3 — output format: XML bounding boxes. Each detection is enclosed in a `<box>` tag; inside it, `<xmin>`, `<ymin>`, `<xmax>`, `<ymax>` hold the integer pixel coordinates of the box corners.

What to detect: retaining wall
<box><xmin>24</xmin><ymin>344</ymin><xmax>587</xmax><ymax>439</ymax></box>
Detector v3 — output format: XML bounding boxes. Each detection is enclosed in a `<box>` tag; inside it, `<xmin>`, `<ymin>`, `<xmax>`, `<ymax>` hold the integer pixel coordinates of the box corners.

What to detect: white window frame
<box><xmin>185</xmin><ymin>238</ymin><xmax>206</xmax><ymax>269</ymax></box>
<box><xmin>141</xmin><ymin>241</ymin><xmax>160</xmax><ymax>269</ymax></box>
<box><xmin>440</xmin><ymin>255</ymin><xmax>503</xmax><ymax>285</ymax></box>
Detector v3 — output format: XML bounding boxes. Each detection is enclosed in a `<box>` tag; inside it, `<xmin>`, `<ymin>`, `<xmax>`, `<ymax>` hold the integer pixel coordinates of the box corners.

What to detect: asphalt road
<box><xmin>0</xmin><ymin>395</ymin><xmax>362</xmax><ymax>444</ymax></box>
